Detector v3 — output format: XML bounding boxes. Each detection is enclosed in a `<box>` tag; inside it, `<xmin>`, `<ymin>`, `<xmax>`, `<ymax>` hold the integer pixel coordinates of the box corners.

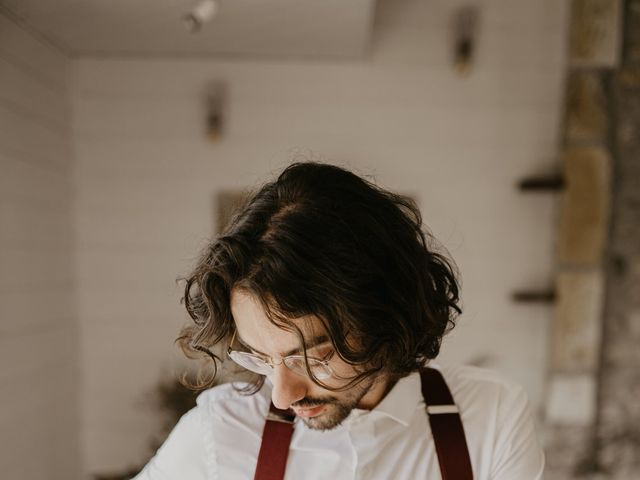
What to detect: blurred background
<box><xmin>1</xmin><ymin>0</ymin><xmax>639</xmax><ymax>479</ymax></box>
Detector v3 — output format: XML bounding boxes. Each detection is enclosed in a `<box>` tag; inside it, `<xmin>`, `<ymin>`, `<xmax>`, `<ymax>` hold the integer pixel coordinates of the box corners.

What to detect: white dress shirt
<box><xmin>133</xmin><ymin>365</ymin><xmax>544</xmax><ymax>479</ymax></box>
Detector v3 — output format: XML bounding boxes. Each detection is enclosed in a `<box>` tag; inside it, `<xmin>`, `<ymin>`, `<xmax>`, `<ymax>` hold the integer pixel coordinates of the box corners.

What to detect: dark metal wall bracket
<box><xmin>518</xmin><ymin>175</ymin><xmax>566</xmax><ymax>192</ymax></box>
<box><xmin>511</xmin><ymin>290</ymin><xmax>556</xmax><ymax>304</ymax></box>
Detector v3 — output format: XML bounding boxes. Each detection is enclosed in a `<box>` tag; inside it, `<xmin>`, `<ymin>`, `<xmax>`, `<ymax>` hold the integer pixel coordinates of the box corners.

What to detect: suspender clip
<box><xmin>426</xmin><ymin>404</ymin><xmax>459</xmax><ymax>415</ymax></box>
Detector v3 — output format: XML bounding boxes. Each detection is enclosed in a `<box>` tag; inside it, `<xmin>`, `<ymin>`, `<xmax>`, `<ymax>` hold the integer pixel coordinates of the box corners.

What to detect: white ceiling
<box><xmin>0</xmin><ymin>0</ymin><xmax>376</xmax><ymax>59</ymax></box>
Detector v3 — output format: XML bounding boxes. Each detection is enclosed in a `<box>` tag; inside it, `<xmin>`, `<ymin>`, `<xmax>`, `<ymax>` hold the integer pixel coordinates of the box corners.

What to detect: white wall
<box><xmin>72</xmin><ymin>0</ymin><xmax>569</xmax><ymax>474</ymax></box>
<box><xmin>0</xmin><ymin>13</ymin><xmax>80</xmax><ymax>480</ymax></box>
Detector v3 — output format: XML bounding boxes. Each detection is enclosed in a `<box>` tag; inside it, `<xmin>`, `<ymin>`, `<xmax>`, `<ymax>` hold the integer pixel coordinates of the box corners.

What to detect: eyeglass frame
<box><xmin>226</xmin><ymin>329</ymin><xmax>335</xmax><ymax>380</ymax></box>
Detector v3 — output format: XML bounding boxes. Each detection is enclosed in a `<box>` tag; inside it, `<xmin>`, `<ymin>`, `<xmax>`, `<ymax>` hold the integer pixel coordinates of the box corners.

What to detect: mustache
<box><xmin>292</xmin><ymin>397</ymin><xmax>337</xmax><ymax>408</ymax></box>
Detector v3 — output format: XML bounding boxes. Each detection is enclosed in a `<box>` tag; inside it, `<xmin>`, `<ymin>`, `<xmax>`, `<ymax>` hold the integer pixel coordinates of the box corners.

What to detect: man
<box><xmin>134</xmin><ymin>162</ymin><xmax>544</xmax><ymax>479</ymax></box>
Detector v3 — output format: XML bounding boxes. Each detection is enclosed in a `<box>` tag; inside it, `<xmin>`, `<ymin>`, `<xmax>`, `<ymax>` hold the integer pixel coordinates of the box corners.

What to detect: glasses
<box><xmin>226</xmin><ymin>330</ymin><xmax>334</xmax><ymax>380</ymax></box>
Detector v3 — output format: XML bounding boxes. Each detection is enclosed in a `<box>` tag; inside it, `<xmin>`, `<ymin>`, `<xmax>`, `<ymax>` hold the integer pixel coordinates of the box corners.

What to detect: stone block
<box><xmin>543</xmin><ymin>424</ymin><xmax>594</xmax><ymax>478</ymax></box>
<box><xmin>546</xmin><ymin>373</ymin><xmax>597</xmax><ymax>426</ymax></box>
<box><xmin>557</xmin><ymin>147</ymin><xmax>611</xmax><ymax>266</ymax></box>
<box><xmin>618</xmin><ymin>67</ymin><xmax>640</xmax><ymax>89</ymax></box>
<box><xmin>570</xmin><ymin>0</ymin><xmax>622</xmax><ymax>68</ymax></box>
<box><xmin>551</xmin><ymin>270</ymin><xmax>604</xmax><ymax>372</ymax></box>
<box><xmin>566</xmin><ymin>72</ymin><xmax>608</xmax><ymax>143</ymax></box>
<box><xmin>624</xmin><ymin>0</ymin><xmax>640</xmax><ymax>64</ymax></box>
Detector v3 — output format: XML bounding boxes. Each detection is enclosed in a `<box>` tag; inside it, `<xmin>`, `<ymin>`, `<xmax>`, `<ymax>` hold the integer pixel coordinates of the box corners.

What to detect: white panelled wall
<box><xmin>0</xmin><ymin>14</ymin><xmax>80</xmax><ymax>480</ymax></box>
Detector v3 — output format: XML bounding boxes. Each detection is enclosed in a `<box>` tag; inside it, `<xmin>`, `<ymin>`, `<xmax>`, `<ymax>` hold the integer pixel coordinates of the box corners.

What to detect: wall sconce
<box><xmin>205</xmin><ymin>81</ymin><xmax>227</xmax><ymax>142</ymax></box>
<box><xmin>453</xmin><ymin>5</ymin><xmax>480</xmax><ymax>75</ymax></box>
<box><xmin>183</xmin><ymin>0</ymin><xmax>219</xmax><ymax>33</ymax></box>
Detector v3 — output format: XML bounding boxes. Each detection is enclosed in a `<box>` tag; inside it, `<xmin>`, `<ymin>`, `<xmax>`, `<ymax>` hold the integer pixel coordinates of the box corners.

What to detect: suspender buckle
<box><xmin>426</xmin><ymin>404</ymin><xmax>459</xmax><ymax>415</ymax></box>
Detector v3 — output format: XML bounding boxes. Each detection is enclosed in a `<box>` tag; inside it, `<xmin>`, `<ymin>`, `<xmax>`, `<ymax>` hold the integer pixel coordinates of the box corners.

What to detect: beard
<box><xmin>292</xmin><ymin>376</ymin><xmax>375</xmax><ymax>431</ymax></box>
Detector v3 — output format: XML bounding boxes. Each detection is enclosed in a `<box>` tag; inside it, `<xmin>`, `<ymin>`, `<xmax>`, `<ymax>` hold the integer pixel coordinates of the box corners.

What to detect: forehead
<box><xmin>230</xmin><ymin>288</ymin><xmax>323</xmax><ymax>352</ymax></box>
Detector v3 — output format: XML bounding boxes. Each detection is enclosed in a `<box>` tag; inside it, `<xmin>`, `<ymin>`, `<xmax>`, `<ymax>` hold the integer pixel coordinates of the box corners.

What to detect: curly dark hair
<box><xmin>178</xmin><ymin>162</ymin><xmax>461</xmax><ymax>393</ymax></box>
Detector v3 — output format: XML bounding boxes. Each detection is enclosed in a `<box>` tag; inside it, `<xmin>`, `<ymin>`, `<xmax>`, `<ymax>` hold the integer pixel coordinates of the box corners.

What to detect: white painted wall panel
<box><xmin>0</xmin><ymin>154</ymin><xmax>72</xmax><ymax>202</ymax></box>
<box><xmin>0</xmin><ymin>105</ymin><xmax>70</xmax><ymax>168</ymax></box>
<box><xmin>0</xmin><ymin>13</ymin><xmax>79</xmax><ymax>480</ymax></box>
<box><xmin>72</xmin><ymin>0</ymin><xmax>569</xmax><ymax>474</ymax></box>
<box><xmin>0</xmin><ymin>289</ymin><xmax>74</xmax><ymax>335</ymax></box>
<box><xmin>0</xmin><ymin>367</ymin><xmax>78</xmax><ymax>478</ymax></box>
<box><xmin>0</xmin><ymin>14</ymin><xmax>68</xmax><ymax>89</ymax></box>
<box><xmin>0</xmin><ymin>58</ymin><xmax>69</xmax><ymax>127</ymax></box>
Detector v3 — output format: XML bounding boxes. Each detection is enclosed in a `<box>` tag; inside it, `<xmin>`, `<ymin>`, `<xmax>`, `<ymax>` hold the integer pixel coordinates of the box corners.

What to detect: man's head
<box><xmin>179</xmin><ymin>162</ymin><xmax>461</xmax><ymax>429</ymax></box>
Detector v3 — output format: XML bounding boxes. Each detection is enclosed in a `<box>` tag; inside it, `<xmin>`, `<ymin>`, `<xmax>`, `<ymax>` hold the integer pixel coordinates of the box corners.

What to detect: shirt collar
<box><xmin>289</xmin><ymin>370</ymin><xmax>423</xmax><ymax>449</ymax></box>
<box><xmin>368</xmin><ymin>369</ymin><xmax>422</xmax><ymax>426</ymax></box>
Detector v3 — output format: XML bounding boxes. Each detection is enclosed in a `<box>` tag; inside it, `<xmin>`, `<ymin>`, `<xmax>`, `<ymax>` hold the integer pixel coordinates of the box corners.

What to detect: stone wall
<box><xmin>545</xmin><ymin>1</ymin><xmax>640</xmax><ymax>478</ymax></box>
<box><xmin>594</xmin><ymin>0</ymin><xmax>640</xmax><ymax>475</ymax></box>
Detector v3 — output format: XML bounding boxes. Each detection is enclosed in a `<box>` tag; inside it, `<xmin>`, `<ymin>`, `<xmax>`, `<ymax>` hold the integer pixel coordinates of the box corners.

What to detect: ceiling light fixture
<box><xmin>183</xmin><ymin>0</ymin><xmax>219</xmax><ymax>33</ymax></box>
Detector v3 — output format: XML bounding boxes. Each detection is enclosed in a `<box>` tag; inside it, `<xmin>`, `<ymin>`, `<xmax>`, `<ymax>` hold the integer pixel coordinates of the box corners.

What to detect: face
<box><xmin>230</xmin><ymin>289</ymin><xmax>390</xmax><ymax>431</ymax></box>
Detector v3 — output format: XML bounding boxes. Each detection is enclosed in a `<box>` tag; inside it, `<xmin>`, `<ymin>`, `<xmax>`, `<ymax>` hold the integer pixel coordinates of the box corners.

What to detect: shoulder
<box><xmin>196</xmin><ymin>380</ymin><xmax>271</xmax><ymax>413</ymax></box>
<box><xmin>437</xmin><ymin>364</ymin><xmax>535</xmax><ymax>435</ymax></box>
<box><xmin>196</xmin><ymin>381</ymin><xmax>271</xmax><ymax>438</ymax></box>
<box><xmin>437</xmin><ymin>364</ymin><xmax>529</xmax><ymax>411</ymax></box>
<box><xmin>192</xmin><ymin>381</ymin><xmax>272</xmax><ymax>477</ymax></box>
<box><xmin>133</xmin><ymin>382</ymin><xmax>270</xmax><ymax>480</ymax></box>
<box><xmin>439</xmin><ymin>363</ymin><xmax>520</xmax><ymax>388</ymax></box>
<box><xmin>435</xmin><ymin>365</ymin><xmax>544</xmax><ymax>479</ymax></box>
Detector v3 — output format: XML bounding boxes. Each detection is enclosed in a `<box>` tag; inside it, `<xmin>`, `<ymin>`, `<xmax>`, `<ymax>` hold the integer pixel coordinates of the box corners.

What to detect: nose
<box><xmin>270</xmin><ymin>363</ymin><xmax>307</xmax><ymax>410</ymax></box>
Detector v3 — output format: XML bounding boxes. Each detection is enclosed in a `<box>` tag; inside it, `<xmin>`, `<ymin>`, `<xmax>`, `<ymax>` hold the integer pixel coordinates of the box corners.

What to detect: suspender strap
<box><xmin>254</xmin><ymin>403</ymin><xmax>295</xmax><ymax>480</ymax></box>
<box><xmin>420</xmin><ymin>367</ymin><xmax>474</xmax><ymax>480</ymax></box>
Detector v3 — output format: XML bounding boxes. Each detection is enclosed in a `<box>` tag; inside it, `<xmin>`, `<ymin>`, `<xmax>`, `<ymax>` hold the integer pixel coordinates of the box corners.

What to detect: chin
<box><xmin>301</xmin><ymin>404</ymin><xmax>351</xmax><ymax>431</ymax></box>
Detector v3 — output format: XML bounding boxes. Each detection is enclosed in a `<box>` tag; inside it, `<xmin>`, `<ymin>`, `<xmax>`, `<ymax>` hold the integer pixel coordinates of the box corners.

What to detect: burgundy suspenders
<box><xmin>254</xmin><ymin>403</ymin><xmax>296</xmax><ymax>480</ymax></box>
<box><xmin>420</xmin><ymin>368</ymin><xmax>474</xmax><ymax>480</ymax></box>
<box><xmin>254</xmin><ymin>367</ymin><xmax>473</xmax><ymax>480</ymax></box>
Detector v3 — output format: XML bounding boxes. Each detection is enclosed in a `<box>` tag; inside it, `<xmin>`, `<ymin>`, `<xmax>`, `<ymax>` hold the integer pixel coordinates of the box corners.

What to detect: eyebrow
<box><xmin>237</xmin><ymin>333</ymin><xmax>331</xmax><ymax>358</ymax></box>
